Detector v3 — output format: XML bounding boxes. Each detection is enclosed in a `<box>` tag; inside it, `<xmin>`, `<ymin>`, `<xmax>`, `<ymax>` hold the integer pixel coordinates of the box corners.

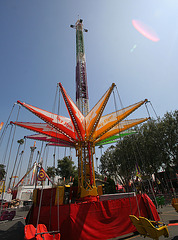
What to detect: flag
<box><xmin>135</xmin><ymin>163</ymin><xmax>142</xmax><ymax>179</ymax></box>
<box><xmin>0</xmin><ymin>122</ymin><xmax>3</xmax><ymax>131</ymax></box>
<box><xmin>152</xmin><ymin>174</ymin><xmax>155</xmax><ymax>181</ymax></box>
<box><xmin>37</xmin><ymin>168</ymin><xmax>46</xmax><ymax>181</ymax></box>
<box><xmin>0</xmin><ymin>181</ymin><xmax>5</xmax><ymax>193</ymax></box>
<box><xmin>156</xmin><ymin>178</ymin><xmax>161</xmax><ymax>184</ymax></box>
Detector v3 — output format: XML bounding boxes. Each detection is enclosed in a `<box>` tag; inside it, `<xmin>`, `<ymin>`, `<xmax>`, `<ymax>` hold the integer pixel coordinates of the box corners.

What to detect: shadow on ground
<box><xmin>0</xmin><ymin>221</ymin><xmax>24</xmax><ymax>240</ymax></box>
<box><xmin>172</xmin><ymin>237</ymin><xmax>178</xmax><ymax>240</ymax></box>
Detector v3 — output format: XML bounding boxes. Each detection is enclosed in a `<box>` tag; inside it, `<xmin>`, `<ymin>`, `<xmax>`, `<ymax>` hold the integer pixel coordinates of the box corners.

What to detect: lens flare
<box><xmin>132</xmin><ymin>19</ymin><xmax>160</xmax><ymax>42</ymax></box>
<box><xmin>130</xmin><ymin>44</ymin><xmax>137</xmax><ymax>53</ymax></box>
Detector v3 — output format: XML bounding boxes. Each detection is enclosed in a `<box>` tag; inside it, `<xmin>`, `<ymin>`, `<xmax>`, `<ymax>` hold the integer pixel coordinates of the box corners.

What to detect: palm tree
<box><xmin>0</xmin><ymin>164</ymin><xmax>6</xmax><ymax>181</ymax></box>
<box><xmin>8</xmin><ymin>139</ymin><xmax>24</xmax><ymax>189</ymax></box>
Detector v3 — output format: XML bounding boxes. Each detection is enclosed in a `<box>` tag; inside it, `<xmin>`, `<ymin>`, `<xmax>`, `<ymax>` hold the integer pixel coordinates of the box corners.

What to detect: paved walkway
<box><xmin>0</xmin><ymin>209</ymin><xmax>27</xmax><ymax>240</ymax></box>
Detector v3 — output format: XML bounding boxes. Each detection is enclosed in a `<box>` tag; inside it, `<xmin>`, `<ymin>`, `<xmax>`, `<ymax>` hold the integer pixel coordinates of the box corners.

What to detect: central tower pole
<box><xmin>71</xmin><ymin>19</ymin><xmax>97</xmax><ymax>198</ymax></box>
<box><xmin>70</xmin><ymin>19</ymin><xmax>89</xmax><ymax>117</ymax></box>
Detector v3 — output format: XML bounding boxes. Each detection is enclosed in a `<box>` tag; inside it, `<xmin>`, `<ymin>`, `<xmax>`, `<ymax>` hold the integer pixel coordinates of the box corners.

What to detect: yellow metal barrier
<box><xmin>97</xmin><ymin>185</ymin><xmax>103</xmax><ymax>196</ymax></box>
<box><xmin>55</xmin><ymin>186</ymin><xmax>64</xmax><ymax>205</ymax></box>
<box><xmin>33</xmin><ymin>189</ymin><xmax>38</xmax><ymax>207</ymax></box>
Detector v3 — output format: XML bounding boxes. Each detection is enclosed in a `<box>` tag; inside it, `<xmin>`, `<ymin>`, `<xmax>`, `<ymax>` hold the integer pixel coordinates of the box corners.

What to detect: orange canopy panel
<box><xmin>95</xmin><ymin>118</ymin><xmax>148</xmax><ymax>143</ymax></box>
<box><xmin>26</xmin><ymin>134</ymin><xmax>75</xmax><ymax>147</ymax></box>
<box><xmin>10</xmin><ymin>122</ymin><xmax>75</xmax><ymax>144</ymax></box>
<box><xmin>93</xmin><ymin>99</ymin><xmax>147</xmax><ymax>140</ymax></box>
<box><xmin>17</xmin><ymin>101</ymin><xmax>77</xmax><ymax>141</ymax></box>
<box><xmin>85</xmin><ymin>83</ymin><xmax>115</xmax><ymax>139</ymax></box>
<box><xmin>59</xmin><ymin>83</ymin><xmax>85</xmax><ymax>141</ymax></box>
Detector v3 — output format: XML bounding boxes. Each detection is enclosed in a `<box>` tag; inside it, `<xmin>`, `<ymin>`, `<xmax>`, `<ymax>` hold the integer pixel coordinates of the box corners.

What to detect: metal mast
<box><xmin>25</xmin><ymin>142</ymin><xmax>36</xmax><ymax>185</ymax></box>
<box><xmin>70</xmin><ymin>19</ymin><xmax>89</xmax><ymax>116</ymax></box>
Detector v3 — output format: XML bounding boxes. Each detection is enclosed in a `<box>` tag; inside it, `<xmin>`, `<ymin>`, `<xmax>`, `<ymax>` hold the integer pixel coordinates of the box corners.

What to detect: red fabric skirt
<box><xmin>26</xmin><ymin>193</ymin><xmax>159</xmax><ymax>240</ymax></box>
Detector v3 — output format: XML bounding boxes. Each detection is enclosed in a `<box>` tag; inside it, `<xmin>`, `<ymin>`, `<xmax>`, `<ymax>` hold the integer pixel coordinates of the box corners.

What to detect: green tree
<box><xmin>104</xmin><ymin>176</ymin><xmax>116</xmax><ymax>194</ymax></box>
<box><xmin>135</xmin><ymin>119</ymin><xmax>166</xmax><ymax>175</ymax></box>
<box><xmin>46</xmin><ymin>166</ymin><xmax>56</xmax><ymax>179</ymax></box>
<box><xmin>159</xmin><ymin>111</ymin><xmax>178</xmax><ymax>169</ymax></box>
<box><xmin>0</xmin><ymin>164</ymin><xmax>6</xmax><ymax>181</ymax></box>
<box><xmin>100</xmin><ymin>145</ymin><xmax>117</xmax><ymax>179</ymax></box>
<box><xmin>99</xmin><ymin>110</ymin><xmax>178</xmax><ymax>183</ymax></box>
<box><xmin>57</xmin><ymin>156</ymin><xmax>77</xmax><ymax>180</ymax></box>
<box><xmin>136</xmin><ymin>111</ymin><xmax>178</xmax><ymax>175</ymax></box>
<box><xmin>114</xmin><ymin>135</ymin><xmax>136</xmax><ymax>184</ymax></box>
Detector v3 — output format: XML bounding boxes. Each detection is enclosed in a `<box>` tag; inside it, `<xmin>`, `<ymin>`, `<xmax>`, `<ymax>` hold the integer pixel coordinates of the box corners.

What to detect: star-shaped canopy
<box><xmin>11</xmin><ymin>83</ymin><xmax>148</xmax><ymax>147</ymax></box>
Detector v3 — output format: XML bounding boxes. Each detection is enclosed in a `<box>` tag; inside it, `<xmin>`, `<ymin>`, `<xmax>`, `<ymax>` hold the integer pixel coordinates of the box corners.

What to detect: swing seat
<box><xmin>24</xmin><ymin>224</ymin><xmax>36</xmax><ymax>240</ymax></box>
<box><xmin>37</xmin><ymin>224</ymin><xmax>60</xmax><ymax>240</ymax></box>
<box><xmin>24</xmin><ymin>224</ymin><xmax>60</xmax><ymax>240</ymax></box>
<box><xmin>6</xmin><ymin>210</ymin><xmax>16</xmax><ymax>220</ymax></box>
<box><xmin>139</xmin><ymin>216</ymin><xmax>169</xmax><ymax>240</ymax></box>
<box><xmin>0</xmin><ymin>210</ymin><xmax>9</xmax><ymax>221</ymax></box>
<box><xmin>173</xmin><ymin>203</ymin><xmax>178</xmax><ymax>212</ymax></box>
<box><xmin>129</xmin><ymin>215</ymin><xmax>148</xmax><ymax>237</ymax></box>
<box><xmin>172</xmin><ymin>198</ymin><xmax>178</xmax><ymax>212</ymax></box>
<box><xmin>172</xmin><ymin>198</ymin><xmax>178</xmax><ymax>205</ymax></box>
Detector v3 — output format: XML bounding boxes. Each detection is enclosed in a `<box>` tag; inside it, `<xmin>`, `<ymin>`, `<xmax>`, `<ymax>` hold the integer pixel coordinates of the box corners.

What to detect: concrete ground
<box><xmin>0</xmin><ymin>205</ymin><xmax>177</xmax><ymax>240</ymax></box>
<box><xmin>0</xmin><ymin>209</ymin><xmax>27</xmax><ymax>240</ymax></box>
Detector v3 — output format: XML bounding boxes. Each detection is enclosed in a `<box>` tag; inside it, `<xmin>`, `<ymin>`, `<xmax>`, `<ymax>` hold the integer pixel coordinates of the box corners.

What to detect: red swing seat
<box><xmin>24</xmin><ymin>224</ymin><xmax>36</xmax><ymax>240</ymax></box>
<box><xmin>37</xmin><ymin>224</ymin><xmax>60</xmax><ymax>240</ymax></box>
<box><xmin>24</xmin><ymin>224</ymin><xmax>60</xmax><ymax>240</ymax></box>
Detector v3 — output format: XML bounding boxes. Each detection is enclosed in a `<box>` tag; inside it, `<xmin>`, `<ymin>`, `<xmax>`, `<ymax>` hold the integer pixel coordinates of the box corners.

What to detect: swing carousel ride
<box><xmin>2</xmin><ymin>19</ymin><xmax>167</xmax><ymax>240</ymax></box>
<box><xmin>11</xmin><ymin>19</ymin><xmax>148</xmax><ymax>199</ymax></box>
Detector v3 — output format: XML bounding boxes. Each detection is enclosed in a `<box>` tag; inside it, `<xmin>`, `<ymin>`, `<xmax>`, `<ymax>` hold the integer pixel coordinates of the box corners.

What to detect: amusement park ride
<box><xmin>11</xmin><ymin>19</ymin><xmax>148</xmax><ymax>199</ymax></box>
<box><xmin>1</xmin><ymin>19</ymin><xmax>169</xmax><ymax>240</ymax></box>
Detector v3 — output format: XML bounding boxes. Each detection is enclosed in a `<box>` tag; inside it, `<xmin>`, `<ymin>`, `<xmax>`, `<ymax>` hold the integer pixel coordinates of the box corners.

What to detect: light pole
<box><xmin>98</xmin><ymin>145</ymin><xmax>103</xmax><ymax>156</ymax></box>
<box><xmin>8</xmin><ymin>139</ymin><xmax>24</xmax><ymax>190</ymax></box>
<box><xmin>96</xmin><ymin>157</ymin><xmax>98</xmax><ymax>173</ymax></box>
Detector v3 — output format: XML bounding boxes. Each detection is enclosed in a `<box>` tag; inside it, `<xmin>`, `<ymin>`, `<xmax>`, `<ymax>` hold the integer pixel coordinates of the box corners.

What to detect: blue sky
<box><xmin>0</xmin><ymin>1</ymin><xmax>177</xmax><ymax>181</ymax></box>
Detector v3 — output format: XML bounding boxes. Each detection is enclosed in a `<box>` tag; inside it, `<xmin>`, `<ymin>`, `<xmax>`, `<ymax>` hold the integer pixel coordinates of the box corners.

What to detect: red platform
<box><xmin>26</xmin><ymin>192</ymin><xmax>159</xmax><ymax>240</ymax></box>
